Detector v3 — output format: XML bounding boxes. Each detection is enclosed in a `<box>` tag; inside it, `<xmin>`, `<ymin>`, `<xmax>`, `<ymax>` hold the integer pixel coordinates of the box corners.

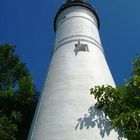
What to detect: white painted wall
<box><xmin>28</xmin><ymin>6</ymin><xmax>126</xmax><ymax>140</ymax></box>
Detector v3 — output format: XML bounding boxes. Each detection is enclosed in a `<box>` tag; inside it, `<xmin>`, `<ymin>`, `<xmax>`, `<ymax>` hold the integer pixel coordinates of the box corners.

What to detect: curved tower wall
<box><xmin>55</xmin><ymin>6</ymin><xmax>115</xmax><ymax>86</ymax></box>
<box><xmin>28</xmin><ymin>4</ymin><xmax>126</xmax><ymax>140</ymax></box>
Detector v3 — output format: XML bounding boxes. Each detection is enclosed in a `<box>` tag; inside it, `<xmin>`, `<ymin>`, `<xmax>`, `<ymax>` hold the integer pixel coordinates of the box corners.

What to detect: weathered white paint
<box><xmin>28</xmin><ymin>5</ymin><xmax>126</xmax><ymax>140</ymax></box>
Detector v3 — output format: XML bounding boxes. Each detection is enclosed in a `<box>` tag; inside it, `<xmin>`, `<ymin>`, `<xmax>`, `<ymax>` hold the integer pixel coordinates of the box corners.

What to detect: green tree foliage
<box><xmin>0</xmin><ymin>44</ymin><xmax>39</xmax><ymax>140</ymax></box>
<box><xmin>90</xmin><ymin>56</ymin><xmax>140</xmax><ymax>140</ymax></box>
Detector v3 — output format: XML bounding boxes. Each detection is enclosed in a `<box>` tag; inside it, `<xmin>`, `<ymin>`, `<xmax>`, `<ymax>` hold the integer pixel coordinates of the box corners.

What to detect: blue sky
<box><xmin>0</xmin><ymin>0</ymin><xmax>140</xmax><ymax>90</ymax></box>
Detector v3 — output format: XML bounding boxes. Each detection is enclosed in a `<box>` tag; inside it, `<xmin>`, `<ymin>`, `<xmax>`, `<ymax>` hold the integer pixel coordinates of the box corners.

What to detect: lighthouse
<box><xmin>28</xmin><ymin>0</ymin><xmax>125</xmax><ymax>139</ymax></box>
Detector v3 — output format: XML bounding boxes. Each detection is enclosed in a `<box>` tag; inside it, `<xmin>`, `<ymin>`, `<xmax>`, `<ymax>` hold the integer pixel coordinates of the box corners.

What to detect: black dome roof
<box><xmin>54</xmin><ymin>0</ymin><xmax>100</xmax><ymax>31</ymax></box>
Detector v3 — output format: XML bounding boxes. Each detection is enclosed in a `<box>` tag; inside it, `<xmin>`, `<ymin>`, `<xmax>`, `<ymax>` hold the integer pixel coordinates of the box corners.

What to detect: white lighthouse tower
<box><xmin>28</xmin><ymin>0</ymin><xmax>125</xmax><ymax>140</ymax></box>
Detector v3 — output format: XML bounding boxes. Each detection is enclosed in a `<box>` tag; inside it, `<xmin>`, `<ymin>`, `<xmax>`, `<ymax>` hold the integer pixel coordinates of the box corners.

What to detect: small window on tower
<box><xmin>62</xmin><ymin>16</ymin><xmax>66</xmax><ymax>20</ymax></box>
<box><xmin>77</xmin><ymin>44</ymin><xmax>89</xmax><ymax>51</ymax></box>
<box><xmin>74</xmin><ymin>40</ymin><xmax>89</xmax><ymax>55</ymax></box>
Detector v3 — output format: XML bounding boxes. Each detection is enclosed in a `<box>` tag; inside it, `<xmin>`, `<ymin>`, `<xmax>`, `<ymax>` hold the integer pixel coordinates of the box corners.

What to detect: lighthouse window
<box><xmin>74</xmin><ymin>40</ymin><xmax>89</xmax><ymax>55</ymax></box>
<box><xmin>78</xmin><ymin>44</ymin><xmax>89</xmax><ymax>52</ymax></box>
<box><xmin>62</xmin><ymin>16</ymin><xmax>66</xmax><ymax>20</ymax></box>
